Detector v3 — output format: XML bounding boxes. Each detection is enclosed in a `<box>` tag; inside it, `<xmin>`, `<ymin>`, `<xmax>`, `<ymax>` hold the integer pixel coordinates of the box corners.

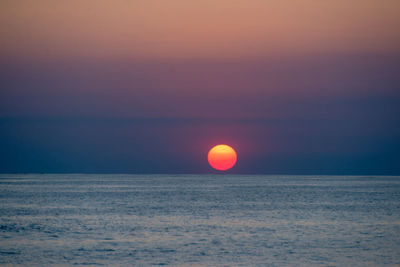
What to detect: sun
<box><xmin>208</xmin><ymin>144</ymin><xmax>237</xmax><ymax>171</ymax></box>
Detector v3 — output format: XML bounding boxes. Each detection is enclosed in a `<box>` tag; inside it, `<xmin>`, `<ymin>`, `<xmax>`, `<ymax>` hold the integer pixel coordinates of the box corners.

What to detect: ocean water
<box><xmin>0</xmin><ymin>174</ymin><xmax>399</xmax><ymax>266</ymax></box>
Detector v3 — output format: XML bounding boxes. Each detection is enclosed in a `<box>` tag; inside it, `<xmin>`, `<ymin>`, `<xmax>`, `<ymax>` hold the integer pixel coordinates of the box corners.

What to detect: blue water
<box><xmin>0</xmin><ymin>174</ymin><xmax>399</xmax><ymax>266</ymax></box>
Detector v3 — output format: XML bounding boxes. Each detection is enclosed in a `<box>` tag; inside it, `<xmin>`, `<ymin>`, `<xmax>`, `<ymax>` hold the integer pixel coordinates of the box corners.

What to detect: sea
<box><xmin>0</xmin><ymin>174</ymin><xmax>399</xmax><ymax>266</ymax></box>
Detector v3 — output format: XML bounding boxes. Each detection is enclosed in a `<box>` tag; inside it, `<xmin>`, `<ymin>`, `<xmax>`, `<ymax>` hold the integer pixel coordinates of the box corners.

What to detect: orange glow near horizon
<box><xmin>208</xmin><ymin>144</ymin><xmax>237</xmax><ymax>171</ymax></box>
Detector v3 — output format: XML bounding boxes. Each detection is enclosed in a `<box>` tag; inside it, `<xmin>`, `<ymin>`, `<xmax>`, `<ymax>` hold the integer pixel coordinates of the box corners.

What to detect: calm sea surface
<box><xmin>0</xmin><ymin>174</ymin><xmax>399</xmax><ymax>266</ymax></box>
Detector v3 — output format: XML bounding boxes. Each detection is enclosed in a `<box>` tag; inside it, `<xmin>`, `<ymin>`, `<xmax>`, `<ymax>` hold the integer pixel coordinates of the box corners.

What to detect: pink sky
<box><xmin>0</xmin><ymin>1</ymin><xmax>399</xmax><ymax>173</ymax></box>
<box><xmin>1</xmin><ymin>0</ymin><xmax>399</xmax><ymax>60</ymax></box>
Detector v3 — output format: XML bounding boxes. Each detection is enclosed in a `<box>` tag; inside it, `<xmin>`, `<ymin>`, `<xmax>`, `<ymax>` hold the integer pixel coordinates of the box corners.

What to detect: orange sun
<box><xmin>208</xmin><ymin>144</ymin><xmax>237</xmax><ymax>171</ymax></box>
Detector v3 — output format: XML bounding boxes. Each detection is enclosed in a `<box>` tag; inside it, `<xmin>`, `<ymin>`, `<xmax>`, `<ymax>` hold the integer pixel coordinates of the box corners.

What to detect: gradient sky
<box><xmin>1</xmin><ymin>0</ymin><xmax>399</xmax><ymax>174</ymax></box>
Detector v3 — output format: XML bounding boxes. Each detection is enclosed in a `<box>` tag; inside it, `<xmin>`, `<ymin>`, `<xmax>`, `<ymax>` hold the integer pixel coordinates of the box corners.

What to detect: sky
<box><xmin>0</xmin><ymin>0</ymin><xmax>399</xmax><ymax>174</ymax></box>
